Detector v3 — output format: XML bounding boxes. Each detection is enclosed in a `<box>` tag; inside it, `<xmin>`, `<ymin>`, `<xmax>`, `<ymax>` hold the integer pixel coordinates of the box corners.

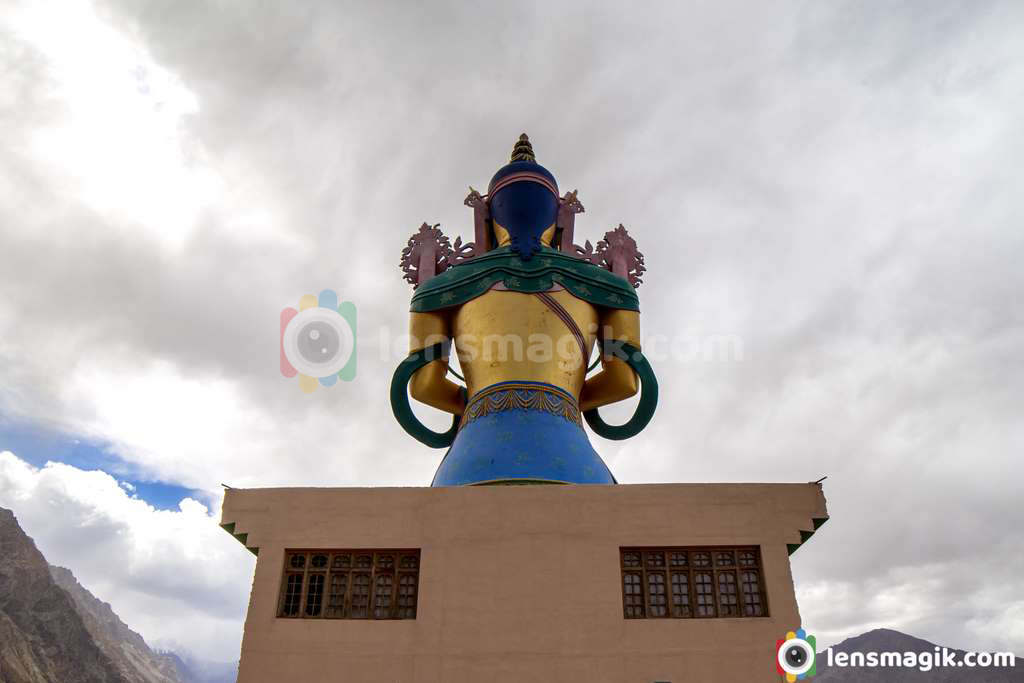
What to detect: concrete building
<box><xmin>222</xmin><ymin>483</ymin><xmax>827</xmax><ymax>682</ymax></box>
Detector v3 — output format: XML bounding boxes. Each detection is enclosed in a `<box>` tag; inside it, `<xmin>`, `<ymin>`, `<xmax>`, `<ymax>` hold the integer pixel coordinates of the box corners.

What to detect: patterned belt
<box><xmin>460</xmin><ymin>382</ymin><xmax>582</xmax><ymax>430</ymax></box>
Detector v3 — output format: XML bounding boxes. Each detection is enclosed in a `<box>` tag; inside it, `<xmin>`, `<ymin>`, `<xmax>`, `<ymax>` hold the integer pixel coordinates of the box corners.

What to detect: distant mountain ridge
<box><xmin>0</xmin><ymin>507</ymin><xmax>124</xmax><ymax>683</ymax></box>
<box><xmin>155</xmin><ymin>650</ymin><xmax>238</xmax><ymax>683</ymax></box>
<box><xmin>0</xmin><ymin>506</ymin><xmax>236</xmax><ymax>683</ymax></box>
<box><xmin>814</xmin><ymin>628</ymin><xmax>1024</xmax><ymax>681</ymax></box>
<box><xmin>48</xmin><ymin>565</ymin><xmax>189</xmax><ymax>683</ymax></box>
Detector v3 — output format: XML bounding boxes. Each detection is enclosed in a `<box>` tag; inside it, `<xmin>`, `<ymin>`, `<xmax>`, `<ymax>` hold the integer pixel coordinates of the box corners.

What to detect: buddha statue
<box><xmin>392</xmin><ymin>134</ymin><xmax>657</xmax><ymax>486</ymax></box>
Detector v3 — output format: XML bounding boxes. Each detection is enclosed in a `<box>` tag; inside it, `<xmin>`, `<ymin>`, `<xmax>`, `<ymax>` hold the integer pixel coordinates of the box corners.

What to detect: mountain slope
<box><xmin>48</xmin><ymin>565</ymin><xmax>188</xmax><ymax>683</ymax></box>
<box><xmin>814</xmin><ymin>628</ymin><xmax>1024</xmax><ymax>682</ymax></box>
<box><xmin>157</xmin><ymin>651</ymin><xmax>237</xmax><ymax>683</ymax></box>
<box><xmin>0</xmin><ymin>507</ymin><xmax>126</xmax><ymax>683</ymax></box>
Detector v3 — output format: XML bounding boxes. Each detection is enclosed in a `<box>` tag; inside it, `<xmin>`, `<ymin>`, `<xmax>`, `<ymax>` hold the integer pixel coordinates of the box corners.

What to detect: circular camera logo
<box><xmin>280</xmin><ymin>289</ymin><xmax>356</xmax><ymax>393</ymax></box>
<box><xmin>776</xmin><ymin>628</ymin><xmax>817</xmax><ymax>681</ymax></box>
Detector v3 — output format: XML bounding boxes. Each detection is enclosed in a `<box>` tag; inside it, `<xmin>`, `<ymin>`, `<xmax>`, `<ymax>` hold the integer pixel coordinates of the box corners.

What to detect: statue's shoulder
<box><xmin>409</xmin><ymin>247</ymin><xmax>516</xmax><ymax>312</ymax></box>
<box><xmin>410</xmin><ymin>247</ymin><xmax>639</xmax><ymax>313</ymax></box>
<box><xmin>543</xmin><ymin>249</ymin><xmax>640</xmax><ymax>312</ymax></box>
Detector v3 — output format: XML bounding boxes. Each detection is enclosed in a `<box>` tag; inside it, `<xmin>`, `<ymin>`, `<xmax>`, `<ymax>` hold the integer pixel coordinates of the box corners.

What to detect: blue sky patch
<box><xmin>0</xmin><ymin>421</ymin><xmax>208</xmax><ymax>511</ymax></box>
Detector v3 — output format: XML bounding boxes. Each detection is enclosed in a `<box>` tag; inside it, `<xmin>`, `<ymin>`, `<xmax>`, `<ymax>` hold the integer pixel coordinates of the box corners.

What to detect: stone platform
<box><xmin>222</xmin><ymin>482</ymin><xmax>827</xmax><ymax>682</ymax></box>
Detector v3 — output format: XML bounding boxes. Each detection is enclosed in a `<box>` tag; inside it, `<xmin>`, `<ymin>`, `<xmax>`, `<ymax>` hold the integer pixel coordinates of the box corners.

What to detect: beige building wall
<box><xmin>222</xmin><ymin>483</ymin><xmax>827</xmax><ymax>683</ymax></box>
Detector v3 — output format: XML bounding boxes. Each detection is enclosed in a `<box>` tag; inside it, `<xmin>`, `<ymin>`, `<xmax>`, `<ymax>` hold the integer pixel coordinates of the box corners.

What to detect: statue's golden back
<box><xmin>454</xmin><ymin>288</ymin><xmax>600</xmax><ymax>398</ymax></box>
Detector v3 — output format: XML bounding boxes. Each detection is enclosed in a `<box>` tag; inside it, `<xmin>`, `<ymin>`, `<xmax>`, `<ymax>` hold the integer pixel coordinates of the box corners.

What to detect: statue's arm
<box><xmin>579</xmin><ymin>309</ymin><xmax>640</xmax><ymax>412</ymax></box>
<box><xmin>408</xmin><ymin>311</ymin><xmax>465</xmax><ymax>415</ymax></box>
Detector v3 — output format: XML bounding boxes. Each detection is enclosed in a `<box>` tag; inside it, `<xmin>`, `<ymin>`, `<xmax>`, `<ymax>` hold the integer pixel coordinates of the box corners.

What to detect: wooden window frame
<box><xmin>620</xmin><ymin>546</ymin><xmax>769</xmax><ymax>620</ymax></box>
<box><xmin>277</xmin><ymin>549</ymin><xmax>420</xmax><ymax>620</ymax></box>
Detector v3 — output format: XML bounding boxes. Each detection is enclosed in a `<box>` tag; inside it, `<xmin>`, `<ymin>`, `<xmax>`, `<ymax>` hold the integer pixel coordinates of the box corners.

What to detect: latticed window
<box><xmin>350</xmin><ymin>573</ymin><xmax>371</xmax><ymax>618</ymax></box>
<box><xmin>717</xmin><ymin>571</ymin><xmax>739</xmax><ymax>617</ymax></box>
<box><xmin>741</xmin><ymin>570</ymin><xmax>765</xmax><ymax>616</ymax></box>
<box><xmin>695</xmin><ymin>571</ymin><xmax>715</xmax><ymax>616</ymax></box>
<box><xmin>670</xmin><ymin>571</ymin><xmax>690</xmax><ymax>617</ymax></box>
<box><xmin>325</xmin><ymin>572</ymin><xmax>347</xmax><ymax>618</ymax></box>
<box><xmin>281</xmin><ymin>573</ymin><xmax>303</xmax><ymax>616</ymax></box>
<box><xmin>622</xmin><ymin>572</ymin><xmax>644</xmax><ymax>617</ymax></box>
<box><xmin>278</xmin><ymin>549</ymin><xmax>420</xmax><ymax>620</ymax></box>
<box><xmin>620</xmin><ymin>547</ymin><xmax>768</xmax><ymax>620</ymax></box>
<box><xmin>646</xmin><ymin>572</ymin><xmax>667</xmax><ymax>617</ymax></box>
<box><xmin>373</xmin><ymin>573</ymin><xmax>395</xmax><ymax>619</ymax></box>
<box><xmin>305</xmin><ymin>573</ymin><xmax>325</xmax><ymax>616</ymax></box>
<box><xmin>397</xmin><ymin>573</ymin><xmax>418</xmax><ymax>618</ymax></box>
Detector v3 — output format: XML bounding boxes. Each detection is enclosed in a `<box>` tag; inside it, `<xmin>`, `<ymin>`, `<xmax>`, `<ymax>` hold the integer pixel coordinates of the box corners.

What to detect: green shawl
<box><xmin>410</xmin><ymin>246</ymin><xmax>639</xmax><ymax>313</ymax></box>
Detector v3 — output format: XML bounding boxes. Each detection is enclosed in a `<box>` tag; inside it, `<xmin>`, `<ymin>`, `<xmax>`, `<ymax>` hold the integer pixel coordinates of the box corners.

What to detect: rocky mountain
<box><xmin>0</xmin><ymin>507</ymin><xmax>124</xmax><ymax>683</ymax></box>
<box><xmin>0</xmin><ymin>507</ymin><xmax>225</xmax><ymax>683</ymax></box>
<box><xmin>156</xmin><ymin>651</ymin><xmax>237</xmax><ymax>683</ymax></box>
<box><xmin>814</xmin><ymin>628</ymin><xmax>1024</xmax><ymax>681</ymax></box>
<box><xmin>48</xmin><ymin>565</ymin><xmax>189</xmax><ymax>683</ymax></box>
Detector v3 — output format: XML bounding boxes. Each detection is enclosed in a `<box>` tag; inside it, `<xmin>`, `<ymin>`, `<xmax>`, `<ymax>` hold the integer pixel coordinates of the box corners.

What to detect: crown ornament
<box><xmin>399</xmin><ymin>135</ymin><xmax>645</xmax><ymax>288</ymax></box>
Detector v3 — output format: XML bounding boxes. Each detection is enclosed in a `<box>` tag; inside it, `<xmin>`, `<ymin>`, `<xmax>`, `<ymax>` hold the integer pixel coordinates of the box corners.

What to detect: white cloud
<box><xmin>7</xmin><ymin>0</ymin><xmax>217</xmax><ymax>248</ymax></box>
<box><xmin>0</xmin><ymin>450</ymin><xmax>253</xmax><ymax>660</ymax></box>
<box><xmin>0</xmin><ymin>0</ymin><xmax>1022</xmax><ymax>661</ymax></box>
<box><xmin>797</xmin><ymin>559</ymin><xmax>1024</xmax><ymax>656</ymax></box>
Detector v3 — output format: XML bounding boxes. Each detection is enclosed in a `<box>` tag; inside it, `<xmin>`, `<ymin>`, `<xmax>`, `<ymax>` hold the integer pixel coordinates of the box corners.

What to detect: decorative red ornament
<box><xmin>574</xmin><ymin>224</ymin><xmax>645</xmax><ymax>288</ymax></box>
<box><xmin>400</xmin><ymin>223</ymin><xmax>453</xmax><ymax>288</ymax></box>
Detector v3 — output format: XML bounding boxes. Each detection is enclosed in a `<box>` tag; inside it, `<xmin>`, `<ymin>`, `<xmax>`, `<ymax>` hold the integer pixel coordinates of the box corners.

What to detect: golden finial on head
<box><xmin>510</xmin><ymin>133</ymin><xmax>536</xmax><ymax>162</ymax></box>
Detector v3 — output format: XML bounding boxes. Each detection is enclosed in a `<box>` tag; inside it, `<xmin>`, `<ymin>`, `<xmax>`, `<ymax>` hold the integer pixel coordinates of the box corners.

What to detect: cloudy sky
<box><xmin>1</xmin><ymin>0</ymin><xmax>1022</xmax><ymax>663</ymax></box>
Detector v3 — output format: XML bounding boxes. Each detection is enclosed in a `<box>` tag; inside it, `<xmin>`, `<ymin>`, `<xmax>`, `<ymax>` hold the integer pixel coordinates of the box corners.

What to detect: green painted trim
<box><xmin>411</xmin><ymin>246</ymin><xmax>639</xmax><ymax>313</ymax></box>
<box><xmin>788</xmin><ymin>517</ymin><xmax>830</xmax><ymax>555</ymax></box>
<box><xmin>221</xmin><ymin>521</ymin><xmax>259</xmax><ymax>557</ymax></box>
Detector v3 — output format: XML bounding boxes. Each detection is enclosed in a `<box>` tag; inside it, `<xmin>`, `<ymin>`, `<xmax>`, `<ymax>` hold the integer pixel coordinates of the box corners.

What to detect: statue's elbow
<box><xmin>582</xmin><ymin>363</ymin><xmax>639</xmax><ymax>412</ymax></box>
<box><xmin>619</xmin><ymin>368</ymin><xmax>639</xmax><ymax>401</ymax></box>
<box><xmin>409</xmin><ymin>362</ymin><xmax>463</xmax><ymax>415</ymax></box>
<box><xmin>409</xmin><ymin>367</ymin><xmax>434</xmax><ymax>405</ymax></box>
